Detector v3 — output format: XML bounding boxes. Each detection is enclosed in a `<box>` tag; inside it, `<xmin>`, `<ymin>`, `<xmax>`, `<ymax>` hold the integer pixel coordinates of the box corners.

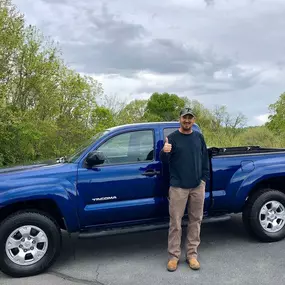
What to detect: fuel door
<box><xmin>241</xmin><ymin>160</ymin><xmax>255</xmax><ymax>172</ymax></box>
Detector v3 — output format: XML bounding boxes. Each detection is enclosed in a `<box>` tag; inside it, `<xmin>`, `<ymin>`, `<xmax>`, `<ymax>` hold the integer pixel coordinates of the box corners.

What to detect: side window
<box><xmin>163</xmin><ymin>128</ymin><xmax>178</xmax><ymax>139</ymax></box>
<box><xmin>97</xmin><ymin>130</ymin><xmax>154</xmax><ymax>165</ymax></box>
<box><xmin>98</xmin><ymin>132</ymin><xmax>130</xmax><ymax>159</ymax></box>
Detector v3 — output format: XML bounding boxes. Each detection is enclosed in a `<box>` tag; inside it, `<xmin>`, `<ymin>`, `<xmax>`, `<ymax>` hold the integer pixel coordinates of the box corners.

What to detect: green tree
<box><xmin>0</xmin><ymin>0</ymin><xmax>24</xmax><ymax>104</ymax></box>
<box><xmin>267</xmin><ymin>92</ymin><xmax>285</xmax><ymax>134</ymax></box>
<box><xmin>237</xmin><ymin>126</ymin><xmax>284</xmax><ymax>148</ymax></box>
<box><xmin>211</xmin><ymin>105</ymin><xmax>247</xmax><ymax>130</ymax></box>
<box><xmin>0</xmin><ymin>0</ymin><xmax>103</xmax><ymax>166</ymax></box>
<box><xmin>117</xmin><ymin>99</ymin><xmax>148</xmax><ymax>124</ymax></box>
<box><xmin>91</xmin><ymin>106</ymin><xmax>115</xmax><ymax>132</ymax></box>
<box><xmin>145</xmin><ymin>92</ymin><xmax>185</xmax><ymax>121</ymax></box>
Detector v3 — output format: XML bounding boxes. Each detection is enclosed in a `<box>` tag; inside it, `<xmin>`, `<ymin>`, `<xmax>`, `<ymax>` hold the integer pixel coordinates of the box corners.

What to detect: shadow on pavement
<box><xmin>54</xmin><ymin>213</ymin><xmax>254</xmax><ymax>268</ymax></box>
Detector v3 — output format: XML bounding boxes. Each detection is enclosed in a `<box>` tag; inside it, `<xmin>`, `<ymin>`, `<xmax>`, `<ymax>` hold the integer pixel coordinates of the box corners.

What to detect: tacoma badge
<box><xmin>92</xmin><ymin>196</ymin><xmax>117</xmax><ymax>202</ymax></box>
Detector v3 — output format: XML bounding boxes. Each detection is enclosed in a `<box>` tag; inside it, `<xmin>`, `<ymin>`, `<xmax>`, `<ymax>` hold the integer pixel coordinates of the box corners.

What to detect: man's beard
<box><xmin>181</xmin><ymin>123</ymin><xmax>192</xmax><ymax>131</ymax></box>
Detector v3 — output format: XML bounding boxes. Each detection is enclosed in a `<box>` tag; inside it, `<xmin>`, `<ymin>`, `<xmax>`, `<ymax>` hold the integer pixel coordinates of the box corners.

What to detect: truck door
<box><xmin>76</xmin><ymin>128</ymin><xmax>167</xmax><ymax>228</ymax></box>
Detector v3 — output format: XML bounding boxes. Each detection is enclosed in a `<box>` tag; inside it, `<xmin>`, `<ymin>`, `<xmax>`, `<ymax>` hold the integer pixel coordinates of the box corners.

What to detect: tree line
<box><xmin>0</xmin><ymin>0</ymin><xmax>284</xmax><ymax>167</ymax></box>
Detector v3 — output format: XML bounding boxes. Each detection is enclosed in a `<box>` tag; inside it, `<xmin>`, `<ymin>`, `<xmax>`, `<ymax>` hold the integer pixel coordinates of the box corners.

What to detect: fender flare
<box><xmin>0</xmin><ymin>183</ymin><xmax>80</xmax><ymax>232</ymax></box>
<box><xmin>234</xmin><ymin>164</ymin><xmax>285</xmax><ymax>210</ymax></box>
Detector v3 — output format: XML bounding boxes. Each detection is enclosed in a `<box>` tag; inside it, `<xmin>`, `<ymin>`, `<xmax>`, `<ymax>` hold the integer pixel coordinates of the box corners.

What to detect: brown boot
<box><xmin>167</xmin><ymin>259</ymin><xmax>178</xmax><ymax>272</ymax></box>
<box><xmin>187</xmin><ymin>258</ymin><xmax>200</xmax><ymax>270</ymax></box>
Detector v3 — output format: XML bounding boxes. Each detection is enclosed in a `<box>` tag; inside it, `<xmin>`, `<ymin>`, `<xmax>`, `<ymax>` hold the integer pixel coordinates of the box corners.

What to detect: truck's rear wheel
<box><xmin>243</xmin><ymin>188</ymin><xmax>285</xmax><ymax>242</ymax></box>
<box><xmin>0</xmin><ymin>211</ymin><xmax>62</xmax><ymax>277</ymax></box>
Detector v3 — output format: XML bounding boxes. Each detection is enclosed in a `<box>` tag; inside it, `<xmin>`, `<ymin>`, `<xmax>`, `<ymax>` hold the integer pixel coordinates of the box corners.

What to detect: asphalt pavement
<box><xmin>1</xmin><ymin>214</ymin><xmax>285</xmax><ymax>285</ymax></box>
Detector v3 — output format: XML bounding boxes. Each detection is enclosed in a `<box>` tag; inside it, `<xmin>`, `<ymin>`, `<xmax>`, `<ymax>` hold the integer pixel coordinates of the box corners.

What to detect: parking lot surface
<box><xmin>1</xmin><ymin>214</ymin><xmax>284</xmax><ymax>285</ymax></box>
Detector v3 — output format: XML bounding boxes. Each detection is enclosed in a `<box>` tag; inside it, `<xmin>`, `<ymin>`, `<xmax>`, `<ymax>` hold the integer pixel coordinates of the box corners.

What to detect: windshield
<box><xmin>67</xmin><ymin>130</ymin><xmax>110</xmax><ymax>163</ymax></box>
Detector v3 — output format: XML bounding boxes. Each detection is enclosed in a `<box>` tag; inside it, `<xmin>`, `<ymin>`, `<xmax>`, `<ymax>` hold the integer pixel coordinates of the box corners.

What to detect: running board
<box><xmin>79</xmin><ymin>214</ymin><xmax>231</xmax><ymax>239</ymax></box>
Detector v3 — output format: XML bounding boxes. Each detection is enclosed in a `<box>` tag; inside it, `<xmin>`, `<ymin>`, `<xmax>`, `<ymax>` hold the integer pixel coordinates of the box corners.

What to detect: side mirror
<box><xmin>85</xmin><ymin>151</ymin><xmax>106</xmax><ymax>167</ymax></box>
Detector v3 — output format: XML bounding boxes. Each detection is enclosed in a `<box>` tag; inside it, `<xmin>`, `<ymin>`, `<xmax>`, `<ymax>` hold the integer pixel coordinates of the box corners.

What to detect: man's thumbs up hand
<box><xmin>163</xmin><ymin>137</ymin><xmax>172</xmax><ymax>153</ymax></box>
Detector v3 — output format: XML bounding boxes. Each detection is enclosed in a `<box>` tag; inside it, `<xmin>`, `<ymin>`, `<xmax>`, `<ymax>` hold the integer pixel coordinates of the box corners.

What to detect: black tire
<box><xmin>242</xmin><ymin>188</ymin><xmax>285</xmax><ymax>242</ymax></box>
<box><xmin>0</xmin><ymin>211</ymin><xmax>62</xmax><ymax>278</ymax></box>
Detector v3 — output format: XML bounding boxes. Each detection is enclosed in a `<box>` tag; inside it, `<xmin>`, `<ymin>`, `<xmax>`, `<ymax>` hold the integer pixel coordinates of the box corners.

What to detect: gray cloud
<box><xmin>48</xmin><ymin>3</ymin><xmax>261</xmax><ymax>95</ymax></box>
<box><xmin>52</xmin><ymin>3</ymin><xmax>257</xmax><ymax>96</ymax></box>
<box><xmin>86</xmin><ymin>5</ymin><xmax>146</xmax><ymax>42</ymax></box>
<box><xmin>62</xmin><ymin>38</ymin><xmax>214</xmax><ymax>75</ymax></box>
<box><xmin>12</xmin><ymin>0</ymin><xmax>285</xmax><ymax>126</ymax></box>
<box><xmin>42</xmin><ymin>0</ymin><xmax>66</xmax><ymax>2</ymax></box>
<box><xmin>135</xmin><ymin>64</ymin><xmax>261</xmax><ymax>95</ymax></box>
<box><xmin>204</xmin><ymin>0</ymin><xmax>215</xmax><ymax>6</ymax></box>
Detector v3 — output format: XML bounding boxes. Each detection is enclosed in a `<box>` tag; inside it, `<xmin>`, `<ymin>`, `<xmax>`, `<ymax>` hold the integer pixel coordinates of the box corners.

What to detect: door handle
<box><xmin>142</xmin><ymin>169</ymin><xmax>161</xmax><ymax>177</ymax></box>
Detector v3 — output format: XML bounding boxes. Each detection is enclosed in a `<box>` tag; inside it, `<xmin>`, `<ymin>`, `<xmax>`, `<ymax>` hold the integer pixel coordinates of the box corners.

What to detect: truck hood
<box><xmin>0</xmin><ymin>163</ymin><xmax>51</xmax><ymax>174</ymax></box>
<box><xmin>0</xmin><ymin>161</ymin><xmax>77</xmax><ymax>187</ymax></box>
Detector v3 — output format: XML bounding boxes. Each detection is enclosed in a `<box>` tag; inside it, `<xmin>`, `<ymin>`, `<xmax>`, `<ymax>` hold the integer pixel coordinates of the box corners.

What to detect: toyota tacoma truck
<box><xmin>1</xmin><ymin>121</ymin><xmax>285</xmax><ymax>278</ymax></box>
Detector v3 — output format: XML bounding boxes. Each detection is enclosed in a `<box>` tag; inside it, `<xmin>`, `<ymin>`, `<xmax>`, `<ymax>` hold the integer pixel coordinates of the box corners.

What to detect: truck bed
<box><xmin>210</xmin><ymin>146</ymin><xmax>285</xmax><ymax>157</ymax></box>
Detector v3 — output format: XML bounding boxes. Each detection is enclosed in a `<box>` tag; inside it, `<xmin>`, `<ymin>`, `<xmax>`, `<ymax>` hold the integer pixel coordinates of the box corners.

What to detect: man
<box><xmin>160</xmin><ymin>107</ymin><xmax>210</xmax><ymax>272</ymax></box>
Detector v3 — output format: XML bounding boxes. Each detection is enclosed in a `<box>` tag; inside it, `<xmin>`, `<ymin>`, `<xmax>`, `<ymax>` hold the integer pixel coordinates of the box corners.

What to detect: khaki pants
<box><xmin>168</xmin><ymin>181</ymin><xmax>205</xmax><ymax>261</ymax></box>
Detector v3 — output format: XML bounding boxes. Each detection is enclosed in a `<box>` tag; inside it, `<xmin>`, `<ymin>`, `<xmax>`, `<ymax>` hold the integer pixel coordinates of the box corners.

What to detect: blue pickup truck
<box><xmin>1</xmin><ymin>121</ymin><xmax>285</xmax><ymax>277</ymax></box>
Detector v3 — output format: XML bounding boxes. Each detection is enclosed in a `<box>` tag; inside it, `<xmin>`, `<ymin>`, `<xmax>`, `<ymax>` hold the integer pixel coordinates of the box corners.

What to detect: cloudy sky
<box><xmin>13</xmin><ymin>0</ymin><xmax>285</xmax><ymax>126</ymax></box>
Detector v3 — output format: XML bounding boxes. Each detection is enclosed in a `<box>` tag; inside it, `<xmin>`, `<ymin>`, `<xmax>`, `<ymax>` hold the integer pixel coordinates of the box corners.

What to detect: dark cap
<box><xmin>180</xmin><ymin>107</ymin><xmax>195</xmax><ymax>117</ymax></box>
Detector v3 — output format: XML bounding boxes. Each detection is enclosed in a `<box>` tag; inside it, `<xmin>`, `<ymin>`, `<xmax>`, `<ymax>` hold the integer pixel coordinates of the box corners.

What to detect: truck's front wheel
<box><xmin>0</xmin><ymin>211</ymin><xmax>62</xmax><ymax>277</ymax></box>
<box><xmin>243</xmin><ymin>188</ymin><xmax>285</xmax><ymax>242</ymax></box>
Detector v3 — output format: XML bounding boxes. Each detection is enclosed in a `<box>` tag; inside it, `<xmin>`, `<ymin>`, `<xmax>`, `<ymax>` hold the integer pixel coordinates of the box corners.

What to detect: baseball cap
<box><xmin>180</xmin><ymin>107</ymin><xmax>195</xmax><ymax>117</ymax></box>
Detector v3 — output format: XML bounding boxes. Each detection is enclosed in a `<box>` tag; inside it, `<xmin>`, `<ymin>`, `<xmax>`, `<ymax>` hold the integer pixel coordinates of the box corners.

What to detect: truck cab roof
<box><xmin>106</xmin><ymin>121</ymin><xmax>201</xmax><ymax>133</ymax></box>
